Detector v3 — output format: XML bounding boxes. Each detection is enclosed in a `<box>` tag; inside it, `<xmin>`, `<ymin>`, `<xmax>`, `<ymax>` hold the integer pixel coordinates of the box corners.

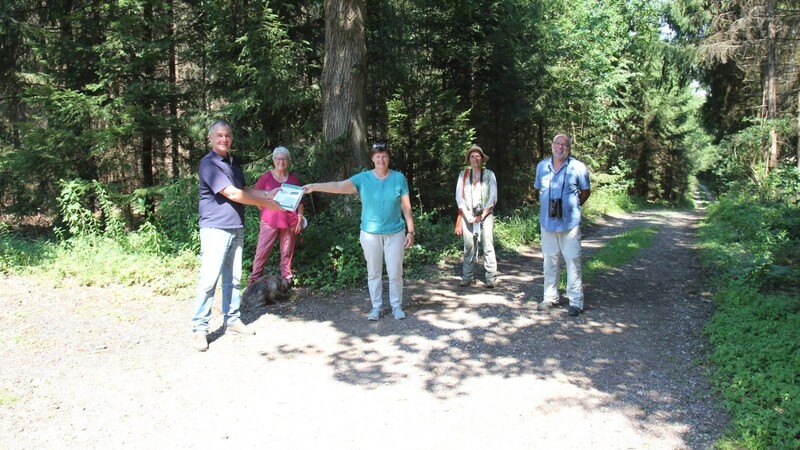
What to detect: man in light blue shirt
<box><xmin>533</xmin><ymin>133</ymin><xmax>591</xmax><ymax>316</ymax></box>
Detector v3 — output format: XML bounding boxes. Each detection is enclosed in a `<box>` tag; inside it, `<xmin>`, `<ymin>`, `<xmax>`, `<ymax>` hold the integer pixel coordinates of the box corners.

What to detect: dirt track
<box><xmin>0</xmin><ymin>207</ymin><xmax>728</xmax><ymax>449</ymax></box>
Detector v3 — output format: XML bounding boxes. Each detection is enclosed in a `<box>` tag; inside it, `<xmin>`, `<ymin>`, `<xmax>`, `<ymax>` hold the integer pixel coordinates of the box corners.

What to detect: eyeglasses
<box><xmin>371</xmin><ymin>143</ymin><xmax>387</xmax><ymax>149</ymax></box>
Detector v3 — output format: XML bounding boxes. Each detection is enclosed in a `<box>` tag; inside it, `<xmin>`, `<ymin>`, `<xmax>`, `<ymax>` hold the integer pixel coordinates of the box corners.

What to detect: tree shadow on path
<box><xmin>248</xmin><ymin>207</ymin><xmax>727</xmax><ymax>448</ymax></box>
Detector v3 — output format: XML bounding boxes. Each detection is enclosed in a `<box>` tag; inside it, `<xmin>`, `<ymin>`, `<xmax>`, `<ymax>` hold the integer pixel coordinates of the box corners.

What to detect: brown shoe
<box><xmin>225</xmin><ymin>321</ymin><xmax>255</xmax><ymax>335</ymax></box>
<box><xmin>535</xmin><ymin>301</ymin><xmax>556</xmax><ymax>312</ymax></box>
<box><xmin>192</xmin><ymin>333</ymin><xmax>208</xmax><ymax>352</ymax></box>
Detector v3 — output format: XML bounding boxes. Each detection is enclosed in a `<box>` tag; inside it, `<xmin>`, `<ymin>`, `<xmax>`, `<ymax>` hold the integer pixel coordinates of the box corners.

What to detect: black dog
<box><xmin>242</xmin><ymin>275</ymin><xmax>291</xmax><ymax>308</ymax></box>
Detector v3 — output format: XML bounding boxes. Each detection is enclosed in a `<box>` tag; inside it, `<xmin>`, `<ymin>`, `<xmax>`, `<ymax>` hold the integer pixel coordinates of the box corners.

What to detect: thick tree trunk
<box><xmin>322</xmin><ymin>0</ymin><xmax>368</xmax><ymax>180</ymax></box>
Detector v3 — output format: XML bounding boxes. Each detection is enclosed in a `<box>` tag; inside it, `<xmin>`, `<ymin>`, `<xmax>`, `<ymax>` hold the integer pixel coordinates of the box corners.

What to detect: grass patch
<box><xmin>582</xmin><ymin>226</ymin><xmax>659</xmax><ymax>283</ymax></box>
<box><xmin>494</xmin><ymin>208</ymin><xmax>542</xmax><ymax>251</ymax></box>
<box><xmin>582</xmin><ymin>188</ymin><xmax>654</xmax><ymax>222</ymax></box>
<box><xmin>2</xmin><ymin>233</ymin><xmax>198</xmax><ymax>296</ymax></box>
<box><xmin>0</xmin><ymin>231</ymin><xmax>57</xmax><ymax>275</ymax></box>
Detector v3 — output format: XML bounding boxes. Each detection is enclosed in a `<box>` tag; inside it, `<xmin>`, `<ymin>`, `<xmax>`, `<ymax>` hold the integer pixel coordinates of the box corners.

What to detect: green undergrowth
<box><xmin>289</xmin><ymin>200</ymin><xmax>463</xmax><ymax>291</ymax></box>
<box><xmin>699</xmin><ymin>187</ymin><xmax>800</xmax><ymax>449</ymax></box>
<box><xmin>2</xmin><ymin>232</ymin><xmax>198</xmax><ymax>296</ymax></box>
<box><xmin>0</xmin><ymin>228</ymin><xmax>56</xmax><ymax>275</ymax></box>
<box><xmin>1</xmin><ymin>177</ymin><xmax>654</xmax><ymax>294</ymax></box>
<box><xmin>705</xmin><ymin>283</ymin><xmax>800</xmax><ymax>449</ymax></box>
<box><xmin>51</xmin><ymin>236</ymin><xmax>198</xmax><ymax>294</ymax></box>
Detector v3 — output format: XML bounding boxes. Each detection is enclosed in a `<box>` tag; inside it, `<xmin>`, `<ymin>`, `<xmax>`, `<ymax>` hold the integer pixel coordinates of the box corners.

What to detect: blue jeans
<box><xmin>191</xmin><ymin>227</ymin><xmax>244</xmax><ymax>334</ymax></box>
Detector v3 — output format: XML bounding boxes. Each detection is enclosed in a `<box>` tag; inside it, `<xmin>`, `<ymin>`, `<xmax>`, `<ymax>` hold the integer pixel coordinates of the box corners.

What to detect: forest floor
<box><xmin>0</xmin><ymin>197</ymin><xmax>729</xmax><ymax>449</ymax></box>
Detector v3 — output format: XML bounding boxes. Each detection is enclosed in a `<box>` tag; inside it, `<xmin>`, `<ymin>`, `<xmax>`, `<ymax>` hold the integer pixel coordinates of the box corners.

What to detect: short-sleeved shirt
<box><xmin>198</xmin><ymin>150</ymin><xmax>246</xmax><ymax>229</ymax></box>
<box><xmin>349</xmin><ymin>170</ymin><xmax>409</xmax><ymax>235</ymax></box>
<box><xmin>254</xmin><ymin>171</ymin><xmax>302</xmax><ymax>228</ymax></box>
<box><xmin>534</xmin><ymin>157</ymin><xmax>590</xmax><ymax>232</ymax></box>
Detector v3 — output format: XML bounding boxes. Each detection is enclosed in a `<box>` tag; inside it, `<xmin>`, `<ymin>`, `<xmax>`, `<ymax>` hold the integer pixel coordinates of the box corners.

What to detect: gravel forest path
<box><xmin>0</xmin><ymin>202</ymin><xmax>728</xmax><ymax>450</ymax></box>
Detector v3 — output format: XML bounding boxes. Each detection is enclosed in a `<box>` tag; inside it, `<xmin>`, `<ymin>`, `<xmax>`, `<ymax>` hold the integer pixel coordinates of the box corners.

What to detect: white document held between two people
<box><xmin>273</xmin><ymin>183</ymin><xmax>303</xmax><ymax>211</ymax></box>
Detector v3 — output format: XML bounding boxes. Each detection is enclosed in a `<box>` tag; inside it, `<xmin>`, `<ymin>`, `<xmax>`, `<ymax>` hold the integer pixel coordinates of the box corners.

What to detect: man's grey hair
<box><xmin>208</xmin><ymin>120</ymin><xmax>232</xmax><ymax>134</ymax></box>
<box><xmin>272</xmin><ymin>146</ymin><xmax>291</xmax><ymax>160</ymax></box>
<box><xmin>552</xmin><ymin>133</ymin><xmax>572</xmax><ymax>148</ymax></box>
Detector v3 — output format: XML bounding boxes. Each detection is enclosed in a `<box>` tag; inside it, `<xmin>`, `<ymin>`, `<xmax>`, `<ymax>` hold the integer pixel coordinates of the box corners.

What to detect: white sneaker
<box><xmin>392</xmin><ymin>307</ymin><xmax>406</xmax><ymax>320</ymax></box>
<box><xmin>367</xmin><ymin>308</ymin><xmax>381</xmax><ymax>321</ymax></box>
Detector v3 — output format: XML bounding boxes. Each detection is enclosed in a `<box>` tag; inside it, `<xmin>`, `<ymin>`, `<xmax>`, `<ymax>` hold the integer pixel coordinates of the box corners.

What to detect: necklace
<box><xmin>374</xmin><ymin>169</ymin><xmax>389</xmax><ymax>180</ymax></box>
<box><xmin>472</xmin><ymin>169</ymin><xmax>482</xmax><ymax>183</ymax></box>
<box><xmin>272</xmin><ymin>169</ymin><xmax>288</xmax><ymax>183</ymax></box>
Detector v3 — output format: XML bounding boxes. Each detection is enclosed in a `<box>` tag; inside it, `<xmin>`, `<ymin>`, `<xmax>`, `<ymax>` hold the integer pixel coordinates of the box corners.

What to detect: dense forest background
<box><xmin>2</xmin><ymin>2</ymin><xmax>799</xmax><ymax>447</ymax></box>
<box><xmin>4</xmin><ymin>0</ymin><xmax>796</xmax><ymax>227</ymax></box>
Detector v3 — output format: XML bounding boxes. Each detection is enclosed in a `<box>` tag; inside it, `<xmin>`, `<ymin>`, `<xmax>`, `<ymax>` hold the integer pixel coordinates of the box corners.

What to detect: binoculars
<box><xmin>548</xmin><ymin>199</ymin><xmax>563</xmax><ymax>218</ymax></box>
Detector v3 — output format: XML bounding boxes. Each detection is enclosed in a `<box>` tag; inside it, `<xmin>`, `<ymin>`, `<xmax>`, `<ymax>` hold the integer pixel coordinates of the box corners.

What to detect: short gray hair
<box><xmin>552</xmin><ymin>133</ymin><xmax>571</xmax><ymax>148</ymax></box>
<box><xmin>208</xmin><ymin>120</ymin><xmax>231</xmax><ymax>135</ymax></box>
<box><xmin>272</xmin><ymin>146</ymin><xmax>290</xmax><ymax>160</ymax></box>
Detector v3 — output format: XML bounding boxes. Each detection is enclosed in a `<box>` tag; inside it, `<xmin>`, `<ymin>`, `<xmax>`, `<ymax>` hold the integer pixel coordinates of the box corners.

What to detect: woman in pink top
<box><xmin>248</xmin><ymin>146</ymin><xmax>305</xmax><ymax>286</ymax></box>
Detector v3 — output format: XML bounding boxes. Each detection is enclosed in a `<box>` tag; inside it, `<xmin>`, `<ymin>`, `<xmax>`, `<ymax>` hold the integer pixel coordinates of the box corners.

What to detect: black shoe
<box><xmin>568</xmin><ymin>306</ymin><xmax>583</xmax><ymax>316</ymax></box>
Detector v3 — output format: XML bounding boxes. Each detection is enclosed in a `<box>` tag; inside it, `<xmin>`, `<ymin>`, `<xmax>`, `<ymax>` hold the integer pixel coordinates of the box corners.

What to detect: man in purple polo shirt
<box><xmin>191</xmin><ymin>120</ymin><xmax>281</xmax><ymax>352</ymax></box>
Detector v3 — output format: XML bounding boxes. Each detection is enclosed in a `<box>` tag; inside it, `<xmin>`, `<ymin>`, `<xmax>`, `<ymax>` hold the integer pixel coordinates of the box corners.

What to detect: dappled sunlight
<box><xmin>571</xmin><ymin>319</ymin><xmax>636</xmax><ymax>335</ymax></box>
<box><xmin>423</xmin><ymin>287</ymin><xmax>464</xmax><ymax>298</ymax></box>
<box><xmin>228</xmin><ymin>208</ymin><xmax>726</xmax><ymax>445</ymax></box>
<box><xmin>495</xmin><ymin>272</ymin><xmax>534</xmax><ymax>284</ymax></box>
<box><xmin>460</xmin><ymin>291</ymin><xmax>511</xmax><ymax>304</ymax></box>
<box><xmin>254</xmin><ymin>290</ymin><xmax>662</xmax><ymax>403</ymax></box>
<box><xmin>415</xmin><ymin>298</ymin><xmax>509</xmax><ymax>330</ymax></box>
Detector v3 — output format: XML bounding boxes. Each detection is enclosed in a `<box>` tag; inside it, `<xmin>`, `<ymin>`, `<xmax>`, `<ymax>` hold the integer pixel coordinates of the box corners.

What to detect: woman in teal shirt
<box><xmin>303</xmin><ymin>142</ymin><xmax>416</xmax><ymax>321</ymax></box>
